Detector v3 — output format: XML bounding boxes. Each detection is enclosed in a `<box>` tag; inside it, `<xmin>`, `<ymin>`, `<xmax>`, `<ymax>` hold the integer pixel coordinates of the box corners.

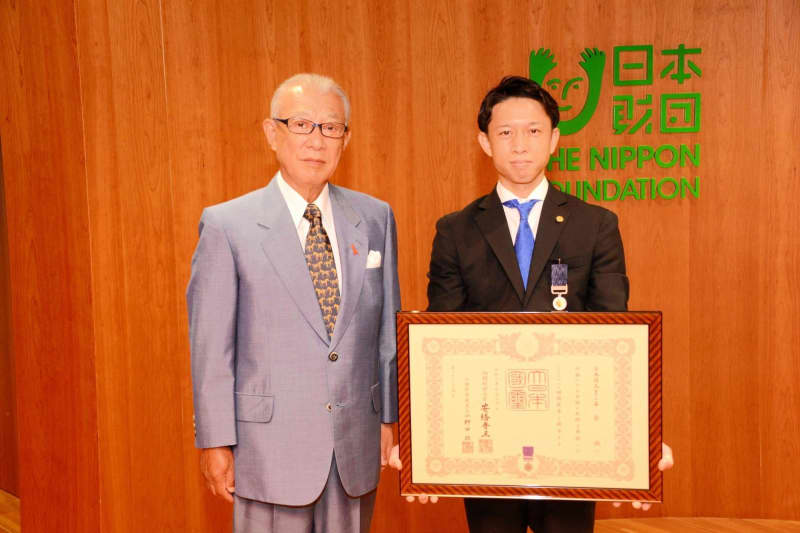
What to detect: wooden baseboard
<box><xmin>0</xmin><ymin>490</ymin><xmax>19</xmax><ymax>533</ymax></box>
<box><xmin>0</xmin><ymin>494</ymin><xmax>797</xmax><ymax>533</ymax></box>
<box><xmin>596</xmin><ymin>517</ymin><xmax>800</xmax><ymax>532</ymax></box>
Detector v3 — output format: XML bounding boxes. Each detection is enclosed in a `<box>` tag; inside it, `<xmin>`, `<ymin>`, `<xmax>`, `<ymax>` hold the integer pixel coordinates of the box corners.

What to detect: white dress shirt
<box><xmin>276</xmin><ymin>172</ymin><xmax>343</xmax><ymax>295</ymax></box>
<box><xmin>496</xmin><ymin>178</ymin><xmax>549</xmax><ymax>244</ymax></box>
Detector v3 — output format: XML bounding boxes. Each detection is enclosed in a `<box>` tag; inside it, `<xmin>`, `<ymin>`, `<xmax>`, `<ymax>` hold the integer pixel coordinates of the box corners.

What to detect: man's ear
<box><xmin>342</xmin><ymin>130</ymin><xmax>351</xmax><ymax>150</ymax></box>
<box><xmin>478</xmin><ymin>132</ymin><xmax>493</xmax><ymax>157</ymax></box>
<box><xmin>549</xmin><ymin>127</ymin><xmax>560</xmax><ymax>154</ymax></box>
<box><xmin>263</xmin><ymin>118</ymin><xmax>278</xmax><ymax>151</ymax></box>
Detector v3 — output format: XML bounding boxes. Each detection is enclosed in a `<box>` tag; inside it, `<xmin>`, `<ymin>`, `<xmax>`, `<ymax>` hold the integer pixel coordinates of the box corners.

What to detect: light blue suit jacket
<box><xmin>187</xmin><ymin>177</ymin><xmax>400</xmax><ymax>505</ymax></box>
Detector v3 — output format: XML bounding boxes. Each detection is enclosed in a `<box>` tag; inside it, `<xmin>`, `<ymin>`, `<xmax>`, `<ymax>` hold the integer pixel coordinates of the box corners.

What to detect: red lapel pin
<box><xmin>351</xmin><ymin>244</ymin><xmax>358</xmax><ymax>255</ymax></box>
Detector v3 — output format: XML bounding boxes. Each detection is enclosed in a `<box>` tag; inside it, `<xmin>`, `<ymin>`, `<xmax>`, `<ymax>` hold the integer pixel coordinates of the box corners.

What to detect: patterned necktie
<box><xmin>502</xmin><ymin>198</ymin><xmax>540</xmax><ymax>290</ymax></box>
<box><xmin>303</xmin><ymin>204</ymin><xmax>340</xmax><ymax>339</ymax></box>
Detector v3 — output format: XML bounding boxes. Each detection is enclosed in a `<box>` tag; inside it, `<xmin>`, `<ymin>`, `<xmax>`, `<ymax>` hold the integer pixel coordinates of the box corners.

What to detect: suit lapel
<box><xmin>328</xmin><ymin>185</ymin><xmax>367</xmax><ymax>351</ymax></box>
<box><xmin>525</xmin><ymin>184</ymin><xmax>570</xmax><ymax>304</ymax></box>
<box><xmin>257</xmin><ymin>179</ymin><xmax>329</xmax><ymax>344</ymax></box>
<box><xmin>474</xmin><ymin>190</ymin><xmax>525</xmax><ymax>303</ymax></box>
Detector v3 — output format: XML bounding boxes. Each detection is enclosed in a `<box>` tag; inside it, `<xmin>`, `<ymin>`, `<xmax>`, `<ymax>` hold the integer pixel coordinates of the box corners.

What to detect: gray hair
<box><xmin>270</xmin><ymin>73</ymin><xmax>351</xmax><ymax>123</ymax></box>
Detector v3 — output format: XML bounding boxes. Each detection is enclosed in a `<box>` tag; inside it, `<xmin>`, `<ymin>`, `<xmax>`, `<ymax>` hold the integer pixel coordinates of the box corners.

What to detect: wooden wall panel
<box><xmin>75</xmin><ymin>0</ymin><xmax>188</xmax><ymax>530</ymax></box>
<box><xmin>0</xmin><ymin>1</ymin><xmax>798</xmax><ymax>531</ymax></box>
<box><xmin>0</xmin><ymin>1</ymin><xmax>100</xmax><ymax>531</ymax></box>
<box><xmin>0</xmin><ymin>1</ymin><xmax>22</xmax><ymax>503</ymax></box>
<box><xmin>0</xmin><ymin>142</ymin><xmax>18</xmax><ymax>497</ymax></box>
<box><xmin>159</xmin><ymin>2</ymin><xmax>226</xmax><ymax>530</ymax></box>
<box><xmin>688</xmin><ymin>1</ymin><xmax>765</xmax><ymax>518</ymax></box>
<box><xmin>758</xmin><ymin>0</ymin><xmax>800</xmax><ymax>519</ymax></box>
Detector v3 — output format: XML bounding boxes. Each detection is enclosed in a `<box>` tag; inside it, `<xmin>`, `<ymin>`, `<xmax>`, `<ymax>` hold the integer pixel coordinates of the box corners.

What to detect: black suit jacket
<box><xmin>427</xmin><ymin>184</ymin><xmax>628</xmax><ymax>312</ymax></box>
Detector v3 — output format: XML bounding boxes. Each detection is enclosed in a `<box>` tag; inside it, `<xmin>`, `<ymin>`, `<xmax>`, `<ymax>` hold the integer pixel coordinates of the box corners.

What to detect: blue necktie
<box><xmin>503</xmin><ymin>199</ymin><xmax>540</xmax><ymax>290</ymax></box>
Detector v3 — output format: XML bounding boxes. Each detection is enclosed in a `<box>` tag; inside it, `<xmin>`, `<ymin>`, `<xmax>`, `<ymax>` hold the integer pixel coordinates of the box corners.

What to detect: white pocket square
<box><xmin>366</xmin><ymin>250</ymin><xmax>382</xmax><ymax>269</ymax></box>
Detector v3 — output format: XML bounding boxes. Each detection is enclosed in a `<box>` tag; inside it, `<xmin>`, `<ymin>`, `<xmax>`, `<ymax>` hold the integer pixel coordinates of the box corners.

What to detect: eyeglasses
<box><xmin>273</xmin><ymin>117</ymin><xmax>348</xmax><ymax>139</ymax></box>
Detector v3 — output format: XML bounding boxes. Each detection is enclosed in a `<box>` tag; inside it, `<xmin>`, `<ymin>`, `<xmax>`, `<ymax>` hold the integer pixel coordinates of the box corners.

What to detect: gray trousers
<box><xmin>233</xmin><ymin>455</ymin><xmax>377</xmax><ymax>533</ymax></box>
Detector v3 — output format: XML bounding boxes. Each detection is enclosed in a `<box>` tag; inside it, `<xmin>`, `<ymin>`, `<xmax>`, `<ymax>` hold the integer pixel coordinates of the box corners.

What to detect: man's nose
<box><xmin>306</xmin><ymin>125</ymin><xmax>325</xmax><ymax>147</ymax></box>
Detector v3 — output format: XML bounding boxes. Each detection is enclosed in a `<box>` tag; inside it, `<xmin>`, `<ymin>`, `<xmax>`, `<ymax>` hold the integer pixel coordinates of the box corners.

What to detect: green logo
<box><xmin>611</xmin><ymin>45</ymin><xmax>702</xmax><ymax>134</ymax></box>
<box><xmin>529</xmin><ymin>48</ymin><xmax>606</xmax><ymax>135</ymax></box>
<box><xmin>529</xmin><ymin>44</ymin><xmax>704</xmax><ymax>202</ymax></box>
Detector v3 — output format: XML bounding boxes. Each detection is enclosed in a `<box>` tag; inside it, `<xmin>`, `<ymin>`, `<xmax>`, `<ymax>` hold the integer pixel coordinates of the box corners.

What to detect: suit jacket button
<box><xmin>328</xmin><ymin>352</ymin><xmax>339</xmax><ymax>362</ymax></box>
<box><xmin>325</xmin><ymin>402</ymin><xmax>332</xmax><ymax>412</ymax></box>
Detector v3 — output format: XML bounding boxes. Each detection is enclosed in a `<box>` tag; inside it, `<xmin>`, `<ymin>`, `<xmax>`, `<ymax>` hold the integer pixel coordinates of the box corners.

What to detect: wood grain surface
<box><xmin>0</xmin><ymin>1</ymin><xmax>798</xmax><ymax>531</ymax></box>
<box><xmin>0</xmin><ymin>490</ymin><xmax>20</xmax><ymax>533</ymax></box>
<box><xmin>0</xmin><ymin>1</ymin><xmax>101</xmax><ymax>531</ymax></box>
<box><xmin>596</xmin><ymin>517</ymin><xmax>800</xmax><ymax>532</ymax></box>
<box><xmin>0</xmin><ymin>145</ymin><xmax>16</xmax><ymax>498</ymax></box>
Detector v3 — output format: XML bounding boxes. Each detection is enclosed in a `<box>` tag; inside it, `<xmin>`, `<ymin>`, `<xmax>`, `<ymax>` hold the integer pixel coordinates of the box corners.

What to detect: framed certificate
<box><xmin>397</xmin><ymin>311</ymin><xmax>662</xmax><ymax>502</ymax></box>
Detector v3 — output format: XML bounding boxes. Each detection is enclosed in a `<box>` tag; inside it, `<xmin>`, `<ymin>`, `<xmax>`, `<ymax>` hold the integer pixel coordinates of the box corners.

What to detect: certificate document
<box><xmin>397</xmin><ymin>312</ymin><xmax>662</xmax><ymax>502</ymax></box>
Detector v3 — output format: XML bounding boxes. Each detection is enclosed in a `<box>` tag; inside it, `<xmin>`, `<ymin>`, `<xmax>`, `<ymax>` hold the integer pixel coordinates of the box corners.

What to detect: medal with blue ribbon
<box><xmin>551</xmin><ymin>261</ymin><xmax>568</xmax><ymax>311</ymax></box>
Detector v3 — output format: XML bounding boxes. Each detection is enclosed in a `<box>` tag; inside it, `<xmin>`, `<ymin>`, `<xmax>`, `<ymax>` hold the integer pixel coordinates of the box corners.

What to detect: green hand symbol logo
<box><xmin>529</xmin><ymin>47</ymin><xmax>606</xmax><ymax>135</ymax></box>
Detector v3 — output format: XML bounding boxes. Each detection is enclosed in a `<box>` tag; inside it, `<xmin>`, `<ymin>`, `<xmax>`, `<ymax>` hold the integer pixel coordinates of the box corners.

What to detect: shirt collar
<box><xmin>496</xmin><ymin>177</ymin><xmax>549</xmax><ymax>204</ymax></box>
<box><xmin>275</xmin><ymin>171</ymin><xmax>332</xmax><ymax>227</ymax></box>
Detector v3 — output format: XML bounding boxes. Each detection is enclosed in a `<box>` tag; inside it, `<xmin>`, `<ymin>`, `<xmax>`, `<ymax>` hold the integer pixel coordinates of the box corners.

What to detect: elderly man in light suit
<box><xmin>188</xmin><ymin>73</ymin><xmax>400</xmax><ymax>533</ymax></box>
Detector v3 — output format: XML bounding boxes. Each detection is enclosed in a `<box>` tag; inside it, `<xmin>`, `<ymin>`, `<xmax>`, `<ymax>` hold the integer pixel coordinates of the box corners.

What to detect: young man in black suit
<box><xmin>425</xmin><ymin>76</ymin><xmax>628</xmax><ymax>532</ymax></box>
